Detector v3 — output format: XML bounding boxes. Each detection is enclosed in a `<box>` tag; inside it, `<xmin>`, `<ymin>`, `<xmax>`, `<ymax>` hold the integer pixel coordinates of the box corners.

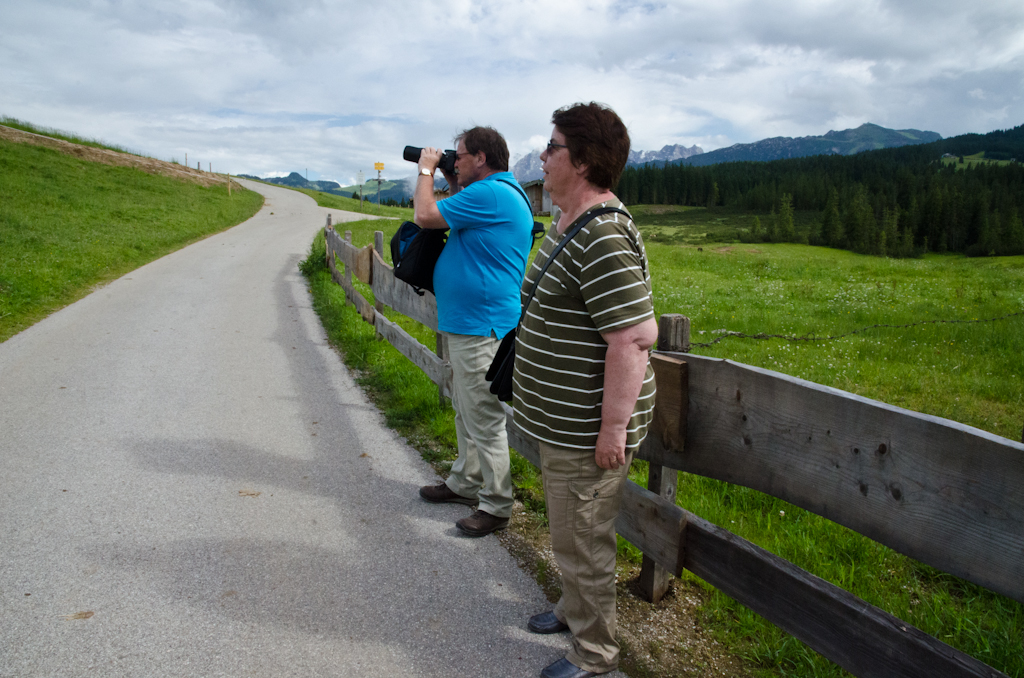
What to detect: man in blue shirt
<box><xmin>413</xmin><ymin>126</ymin><xmax>534</xmax><ymax>536</ymax></box>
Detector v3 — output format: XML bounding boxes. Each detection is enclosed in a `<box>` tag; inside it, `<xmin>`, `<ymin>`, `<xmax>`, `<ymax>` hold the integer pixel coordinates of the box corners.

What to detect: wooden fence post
<box><xmin>436</xmin><ymin>332</ymin><xmax>447</xmax><ymax>406</ymax></box>
<box><xmin>344</xmin><ymin>231</ymin><xmax>354</xmax><ymax>306</ymax></box>
<box><xmin>324</xmin><ymin>221</ymin><xmax>332</xmax><ymax>268</ymax></box>
<box><xmin>658</xmin><ymin>313</ymin><xmax>690</xmax><ymax>353</ymax></box>
<box><xmin>374</xmin><ymin>231</ymin><xmax>385</xmax><ymax>340</ymax></box>
<box><xmin>637</xmin><ymin>313</ymin><xmax>690</xmax><ymax>603</ymax></box>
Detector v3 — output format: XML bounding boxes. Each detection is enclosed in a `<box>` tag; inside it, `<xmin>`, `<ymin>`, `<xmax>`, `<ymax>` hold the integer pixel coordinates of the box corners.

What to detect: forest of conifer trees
<box><xmin>614</xmin><ymin>124</ymin><xmax>1024</xmax><ymax>257</ymax></box>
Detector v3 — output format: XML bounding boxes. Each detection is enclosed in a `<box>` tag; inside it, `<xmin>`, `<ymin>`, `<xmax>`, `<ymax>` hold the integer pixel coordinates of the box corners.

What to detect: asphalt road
<box><xmin>0</xmin><ymin>180</ymin><xmax>600</xmax><ymax>677</ymax></box>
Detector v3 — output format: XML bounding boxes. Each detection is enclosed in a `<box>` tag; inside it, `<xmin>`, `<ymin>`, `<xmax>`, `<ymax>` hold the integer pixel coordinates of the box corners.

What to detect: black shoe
<box><xmin>455</xmin><ymin>510</ymin><xmax>509</xmax><ymax>537</ymax></box>
<box><xmin>540</xmin><ymin>657</ymin><xmax>602</xmax><ymax>678</ymax></box>
<box><xmin>528</xmin><ymin>611</ymin><xmax>569</xmax><ymax>634</ymax></box>
<box><xmin>419</xmin><ymin>482</ymin><xmax>477</xmax><ymax>506</ymax></box>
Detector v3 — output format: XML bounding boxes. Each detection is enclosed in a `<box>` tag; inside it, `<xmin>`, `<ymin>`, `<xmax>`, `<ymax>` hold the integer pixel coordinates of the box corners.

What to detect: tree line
<box><xmin>614</xmin><ymin>124</ymin><xmax>1024</xmax><ymax>257</ymax></box>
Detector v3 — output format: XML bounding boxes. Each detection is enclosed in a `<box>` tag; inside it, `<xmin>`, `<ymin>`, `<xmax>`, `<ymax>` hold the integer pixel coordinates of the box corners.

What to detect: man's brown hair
<box><xmin>458</xmin><ymin>126</ymin><xmax>510</xmax><ymax>172</ymax></box>
<box><xmin>551</xmin><ymin>102</ymin><xmax>630</xmax><ymax>190</ymax></box>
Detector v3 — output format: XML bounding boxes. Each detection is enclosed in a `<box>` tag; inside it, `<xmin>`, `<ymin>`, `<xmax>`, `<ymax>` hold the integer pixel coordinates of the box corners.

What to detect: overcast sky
<box><xmin>3</xmin><ymin>0</ymin><xmax>1023</xmax><ymax>186</ymax></box>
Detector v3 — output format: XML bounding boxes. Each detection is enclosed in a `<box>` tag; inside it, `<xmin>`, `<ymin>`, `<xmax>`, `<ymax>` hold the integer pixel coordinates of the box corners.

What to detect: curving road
<box><xmin>0</xmin><ymin>180</ymin><xmax>602</xmax><ymax>677</ymax></box>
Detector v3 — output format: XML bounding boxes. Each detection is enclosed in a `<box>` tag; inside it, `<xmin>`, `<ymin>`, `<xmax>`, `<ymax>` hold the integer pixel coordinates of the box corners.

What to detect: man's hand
<box><xmin>418</xmin><ymin>147</ymin><xmax>442</xmax><ymax>175</ymax></box>
<box><xmin>414</xmin><ymin>148</ymin><xmax>449</xmax><ymax>229</ymax></box>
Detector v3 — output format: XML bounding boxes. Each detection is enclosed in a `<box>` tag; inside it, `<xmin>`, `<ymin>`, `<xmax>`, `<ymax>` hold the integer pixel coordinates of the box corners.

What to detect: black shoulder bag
<box><xmin>485</xmin><ymin>207</ymin><xmax>629</xmax><ymax>402</ymax></box>
<box><xmin>390</xmin><ymin>221</ymin><xmax>447</xmax><ymax>296</ymax></box>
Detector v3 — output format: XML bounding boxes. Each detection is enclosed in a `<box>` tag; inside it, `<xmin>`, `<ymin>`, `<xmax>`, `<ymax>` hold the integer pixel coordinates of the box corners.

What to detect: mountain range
<box><xmin>236</xmin><ymin>171</ymin><xmax>410</xmax><ymax>203</ymax></box>
<box><xmin>673</xmin><ymin>123</ymin><xmax>941</xmax><ymax>167</ymax></box>
<box><xmin>242</xmin><ymin>123</ymin><xmax>944</xmax><ymax>199</ymax></box>
<box><xmin>237</xmin><ymin>171</ymin><xmax>344</xmax><ymax>193</ymax></box>
<box><xmin>511</xmin><ymin>144</ymin><xmax>703</xmax><ymax>182</ymax></box>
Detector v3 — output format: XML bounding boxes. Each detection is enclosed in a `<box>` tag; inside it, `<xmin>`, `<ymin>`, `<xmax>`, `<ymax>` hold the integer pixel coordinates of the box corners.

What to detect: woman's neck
<box><xmin>555</xmin><ymin>187</ymin><xmax>617</xmax><ymax>233</ymax></box>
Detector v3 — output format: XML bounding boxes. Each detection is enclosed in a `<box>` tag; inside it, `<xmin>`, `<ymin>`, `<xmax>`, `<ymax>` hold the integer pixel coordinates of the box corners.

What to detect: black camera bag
<box><xmin>390</xmin><ymin>221</ymin><xmax>447</xmax><ymax>296</ymax></box>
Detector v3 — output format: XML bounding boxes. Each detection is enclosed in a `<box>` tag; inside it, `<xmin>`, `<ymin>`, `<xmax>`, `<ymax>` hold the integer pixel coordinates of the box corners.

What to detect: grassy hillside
<box><xmin>299</xmin><ymin>217</ymin><xmax>1023</xmax><ymax>678</ymax></box>
<box><xmin>1</xmin><ymin>115</ymin><xmax>144</xmax><ymax>155</ymax></box>
<box><xmin>0</xmin><ymin>137</ymin><xmax>263</xmax><ymax>342</ymax></box>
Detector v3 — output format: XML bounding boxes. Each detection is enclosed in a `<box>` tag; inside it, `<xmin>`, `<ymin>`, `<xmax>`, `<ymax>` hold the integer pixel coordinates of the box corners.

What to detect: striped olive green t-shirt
<box><xmin>512</xmin><ymin>199</ymin><xmax>656</xmax><ymax>452</ymax></box>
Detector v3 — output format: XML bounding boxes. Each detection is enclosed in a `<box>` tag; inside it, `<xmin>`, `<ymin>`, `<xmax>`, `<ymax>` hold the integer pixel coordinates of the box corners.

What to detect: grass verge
<box><xmin>0</xmin><ymin>138</ymin><xmax>263</xmax><ymax>342</ymax></box>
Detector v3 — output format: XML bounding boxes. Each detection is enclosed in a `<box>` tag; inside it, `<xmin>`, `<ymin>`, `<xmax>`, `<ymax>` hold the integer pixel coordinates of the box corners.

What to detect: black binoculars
<box><xmin>404</xmin><ymin>146</ymin><xmax>457</xmax><ymax>175</ymax></box>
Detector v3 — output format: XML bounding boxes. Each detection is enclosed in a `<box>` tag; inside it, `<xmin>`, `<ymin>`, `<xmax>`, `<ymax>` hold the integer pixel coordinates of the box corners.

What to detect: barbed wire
<box><xmin>688</xmin><ymin>310</ymin><xmax>1024</xmax><ymax>349</ymax></box>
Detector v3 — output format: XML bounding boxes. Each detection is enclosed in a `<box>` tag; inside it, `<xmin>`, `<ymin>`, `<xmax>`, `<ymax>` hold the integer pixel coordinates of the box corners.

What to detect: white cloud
<box><xmin>1</xmin><ymin>0</ymin><xmax>1022</xmax><ymax>183</ymax></box>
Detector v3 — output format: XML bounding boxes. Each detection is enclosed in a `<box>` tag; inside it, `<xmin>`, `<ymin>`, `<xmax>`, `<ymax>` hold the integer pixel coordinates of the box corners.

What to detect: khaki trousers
<box><xmin>443</xmin><ymin>333</ymin><xmax>514</xmax><ymax>519</ymax></box>
<box><xmin>540</xmin><ymin>440</ymin><xmax>633</xmax><ymax>673</ymax></box>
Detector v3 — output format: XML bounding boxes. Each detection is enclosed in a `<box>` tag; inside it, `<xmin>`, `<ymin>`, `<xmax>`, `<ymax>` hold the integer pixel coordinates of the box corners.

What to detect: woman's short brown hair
<box><xmin>551</xmin><ymin>102</ymin><xmax>630</xmax><ymax>190</ymax></box>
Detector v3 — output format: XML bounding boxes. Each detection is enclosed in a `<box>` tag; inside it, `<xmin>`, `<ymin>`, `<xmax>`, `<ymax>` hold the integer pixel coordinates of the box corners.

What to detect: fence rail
<box><xmin>324</xmin><ymin>224</ymin><xmax>1023</xmax><ymax>678</ymax></box>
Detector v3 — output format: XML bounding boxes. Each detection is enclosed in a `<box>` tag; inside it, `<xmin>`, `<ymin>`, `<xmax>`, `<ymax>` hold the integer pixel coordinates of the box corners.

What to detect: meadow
<box><xmin>0</xmin><ymin>138</ymin><xmax>263</xmax><ymax>342</ymax></box>
<box><xmin>300</xmin><ymin>194</ymin><xmax>1024</xmax><ymax>678</ymax></box>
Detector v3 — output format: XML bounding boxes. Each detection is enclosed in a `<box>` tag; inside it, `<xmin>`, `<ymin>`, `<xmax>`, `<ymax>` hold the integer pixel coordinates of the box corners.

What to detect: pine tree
<box><xmin>777</xmin><ymin>193</ymin><xmax>796</xmax><ymax>242</ymax></box>
<box><xmin>881</xmin><ymin>207</ymin><xmax>900</xmax><ymax>257</ymax></box>
<box><xmin>820</xmin><ymin>187</ymin><xmax>843</xmax><ymax>248</ymax></box>
<box><xmin>1002</xmin><ymin>209</ymin><xmax>1024</xmax><ymax>255</ymax></box>
<box><xmin>707</xmin><ymin>181</ymin><xmax>719</xmax><ymax>208</ymax></box>
<box><xmin>854</xmin><ymin>189</ymin><xmax>877</xmax><ymax>254</ymax></box>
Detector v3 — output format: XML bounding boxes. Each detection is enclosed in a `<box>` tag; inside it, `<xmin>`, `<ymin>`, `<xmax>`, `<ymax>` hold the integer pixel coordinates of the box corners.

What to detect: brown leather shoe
<box><xmin>419</xmin><ymin>482</ymin><xmax>477</xmax><ymax>506</ymax></box>
<box><xmin>456</xmin><ymin>510</ymin><xmax>509</xmax><ymax>537</ymax></box>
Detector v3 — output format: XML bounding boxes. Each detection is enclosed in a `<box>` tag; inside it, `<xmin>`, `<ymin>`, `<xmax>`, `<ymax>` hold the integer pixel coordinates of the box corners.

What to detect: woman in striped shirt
<box><xmin>514</xmin><ymin>102</ymin><xmax>657</xmax><ymax>678</ymax></box>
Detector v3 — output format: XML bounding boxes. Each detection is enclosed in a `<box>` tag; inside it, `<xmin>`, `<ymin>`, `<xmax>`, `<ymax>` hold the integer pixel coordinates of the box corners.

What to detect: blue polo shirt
<box><xmin>434</xmin><ymin>172</ymin><xmax>534</xmax><ymax>337</ymax></box>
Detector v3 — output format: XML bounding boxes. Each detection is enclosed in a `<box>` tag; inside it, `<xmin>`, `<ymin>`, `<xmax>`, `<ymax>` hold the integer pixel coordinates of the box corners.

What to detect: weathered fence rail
<box><xmin>323</xmin><ymin>224</ymin><xmax>1023</xmax><ymax>678</ymax></box>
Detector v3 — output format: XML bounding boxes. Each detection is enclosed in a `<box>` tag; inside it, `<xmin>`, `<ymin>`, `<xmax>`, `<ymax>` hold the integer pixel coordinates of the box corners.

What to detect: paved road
<box><xmin>0</xmin><ymin>180</ymin><xmax>599</xmax><ymax>677</ymax></box>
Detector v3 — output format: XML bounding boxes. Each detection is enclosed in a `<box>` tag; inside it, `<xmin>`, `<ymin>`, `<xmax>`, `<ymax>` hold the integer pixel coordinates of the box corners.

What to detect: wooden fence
<box><xmin>324</xmin><ymin>224</ymin><xmax>1024</xmax><ymax>678</ymax></box>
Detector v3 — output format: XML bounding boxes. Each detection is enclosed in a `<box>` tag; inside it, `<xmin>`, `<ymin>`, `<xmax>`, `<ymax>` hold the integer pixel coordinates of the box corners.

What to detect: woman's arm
<box><xmin>595</xmin><ymin>317</ymin><xmax>658</xmax><ymax>470</ymax></box>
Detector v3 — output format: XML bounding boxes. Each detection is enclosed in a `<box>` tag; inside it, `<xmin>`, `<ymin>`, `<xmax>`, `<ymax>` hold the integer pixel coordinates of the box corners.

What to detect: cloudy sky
<box><xmin>3</xmin><ymin>0</ymin><xmax>1023</xmax><ymax>186</ymax></box>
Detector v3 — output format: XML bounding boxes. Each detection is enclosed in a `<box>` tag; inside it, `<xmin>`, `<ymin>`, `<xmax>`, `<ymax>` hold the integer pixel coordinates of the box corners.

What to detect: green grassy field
<box><xmin>299</xmin><ymin>199</ymin><xmax>1023</xmax><ymax>678</ymax></box>
<box><xmin>0</xmin><ymin>138</ymin><xmax>263</xmax><ymax>342</ymax></box>
<box><xmin>630</xmin><ymin>203</ymin><xmax>820</xmax><ymax>245</ymax></box>
<box><xmin>941</xmin><ymin>151</ymin><xmax>1017</xmax><ymax>169</ymax></box>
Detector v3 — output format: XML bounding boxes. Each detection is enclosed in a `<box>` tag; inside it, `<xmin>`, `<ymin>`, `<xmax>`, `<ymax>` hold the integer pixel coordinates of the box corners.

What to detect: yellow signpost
<box><xmin>374</xmin><ymin>162</ymin><xmax>384</xmax><ymax>210</ymax></box>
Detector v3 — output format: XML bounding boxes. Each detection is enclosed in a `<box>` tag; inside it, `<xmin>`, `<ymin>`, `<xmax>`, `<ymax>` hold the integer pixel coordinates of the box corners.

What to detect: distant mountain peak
<box><xmin>511</xmin><ymin>143</ymin><xmax>704</xmax><ymax>182</ymax></box>
<box><xmin>675</xmin><ymin>123</ymin><xmax>942</xmax><ymax>167</ymax></box>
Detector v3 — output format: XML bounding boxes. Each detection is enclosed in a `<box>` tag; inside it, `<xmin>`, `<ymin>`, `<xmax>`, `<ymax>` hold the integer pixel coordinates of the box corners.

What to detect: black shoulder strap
<box><xmin>497</xmin><ymin>177</ymin><xmax>547</xmax><ymax>244</ymax></box>
<box><xmin>496</xmin><ymin>177</ymin><xmax>532</xmax><ymax>212</ymax></box>
<box><xmin>518</xmin><ymin>206</ymin><xmax>630</xmax><ymax>329</ymax></box>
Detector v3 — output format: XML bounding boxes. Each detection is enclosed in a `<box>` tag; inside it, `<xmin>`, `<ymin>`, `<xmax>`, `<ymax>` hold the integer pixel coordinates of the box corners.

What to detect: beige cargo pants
<box><xmin>443</xmin><ymin>333</ymin><xmax>514</xmax><ymax>519</ymax></box>
<box><xmin>540</xmin><ymin>440</ymin><xmax>633</xmax><ymax>673</ymax></box>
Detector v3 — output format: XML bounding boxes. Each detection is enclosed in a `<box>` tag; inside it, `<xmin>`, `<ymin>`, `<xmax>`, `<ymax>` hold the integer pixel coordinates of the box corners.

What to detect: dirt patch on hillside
<box><xmin>0</xmin><ymin>124</ymin><xmax>233</xmax><ymax>189</ymax></box>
